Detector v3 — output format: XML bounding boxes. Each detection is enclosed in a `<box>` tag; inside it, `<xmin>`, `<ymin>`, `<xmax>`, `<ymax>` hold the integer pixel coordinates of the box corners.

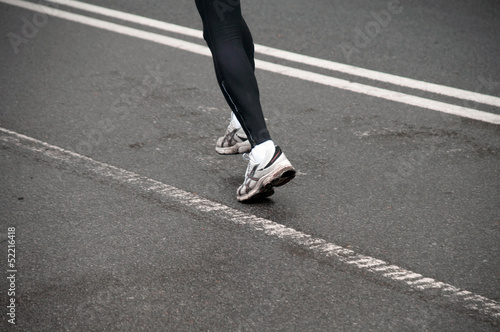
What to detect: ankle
<box><xmin>250</xmin><ymin>140</ymin><xmax>275</xmax><ymax>163</ymax></box>
<box><xmin>231</xmin><ymin>112</ymin><xmax>242</xmax><ymax>129</ymax></box>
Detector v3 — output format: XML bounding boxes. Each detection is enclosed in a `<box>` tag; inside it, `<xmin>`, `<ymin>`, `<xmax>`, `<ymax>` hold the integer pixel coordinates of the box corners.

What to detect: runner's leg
<box><xmin>195</xmin><ymin>0</ymin><xmax>270</xmax><ymax>147</ymax></box>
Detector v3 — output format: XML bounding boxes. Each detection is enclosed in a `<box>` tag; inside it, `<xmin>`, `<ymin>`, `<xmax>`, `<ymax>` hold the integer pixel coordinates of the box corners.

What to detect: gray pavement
<box><xmin>1</xmin><ymin>0</ymin><xmax>499</xmax><ymax>331</ymax></box>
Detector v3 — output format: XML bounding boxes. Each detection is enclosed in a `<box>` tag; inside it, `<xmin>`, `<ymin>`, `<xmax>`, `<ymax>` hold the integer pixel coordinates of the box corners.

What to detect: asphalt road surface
<box><xmin>1</xmin><ymin>0</ymin><xmax>499</xmax><ymax>331</ymax></box>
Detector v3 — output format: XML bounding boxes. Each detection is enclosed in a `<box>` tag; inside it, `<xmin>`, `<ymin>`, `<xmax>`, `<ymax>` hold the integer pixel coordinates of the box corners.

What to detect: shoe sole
<box><xmin>237</xmin><ymin>165</ymin><xmax>296</xmax><ymax>202</ymax></box>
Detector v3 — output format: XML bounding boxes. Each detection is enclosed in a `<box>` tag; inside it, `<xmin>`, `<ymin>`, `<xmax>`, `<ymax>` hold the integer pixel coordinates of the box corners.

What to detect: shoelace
<box><xmin>242</xmin><ymin>153</ymin><xmax>258</xmax><ymax>179</ymax></box>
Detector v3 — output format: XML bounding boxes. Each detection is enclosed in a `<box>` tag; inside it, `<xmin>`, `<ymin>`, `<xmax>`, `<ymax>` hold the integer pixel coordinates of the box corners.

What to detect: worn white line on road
<box><xmin>46</xmin><ymin>0</ymin><xmax>500</xmax><ymax>108</ymax></box>
<box><xmin>3</xmin><ymin>0</ymin><xmax>500</xmax><ymax>125</ymax></box>
<box><xmin>1</xmin><ymin>126</ymin><xmax>499</xmax><ymax>322</ymax></box>
<box><xmin>255</xmin><ymin>60</ymin><xmax>500</xmax><ymax>124</ymax></box>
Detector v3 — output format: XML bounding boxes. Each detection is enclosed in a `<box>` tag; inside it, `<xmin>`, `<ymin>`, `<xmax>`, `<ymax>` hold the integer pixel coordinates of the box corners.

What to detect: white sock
<box><xmin>250</xmin><ymin>140</ymin><xmax>275</xmax><ymax>164</ymax></box>
<box><xmin>231</xmin><ymin>112</ymin><xmax>242</xmax><ymax>129</ymax></box>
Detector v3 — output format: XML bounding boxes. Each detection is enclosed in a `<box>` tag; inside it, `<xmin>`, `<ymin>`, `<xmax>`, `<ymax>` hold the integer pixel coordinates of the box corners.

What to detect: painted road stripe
<box><xmin>46</xmin><ymin>0</ymin><xmax>500</xmax><ymax>108</ymax></box>
<box><xmin>2</xmin><ymin>0</ymin><xmax>500</xmax><ymax>125</ymax></box>
<box><xmin>1</xmin><ymin>126</ymin><xmax>499</xmax><ymax>323</ymax></box>
<box><xmin>255</xmin><ymin>60</ymin><xmax>500</xmax><ymax>124</ymax></box>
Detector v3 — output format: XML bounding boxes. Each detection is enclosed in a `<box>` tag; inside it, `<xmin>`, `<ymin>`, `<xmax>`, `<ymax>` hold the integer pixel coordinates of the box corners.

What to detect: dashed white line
<box><xmin>2</xmin><ymin>0</ymin><xmax>500</xmax><ymax>125</ymax></box>
<box><xmin>1</xmin><ymin>126</ymin><xmax>499</xmax><ymax>323</ymax></box>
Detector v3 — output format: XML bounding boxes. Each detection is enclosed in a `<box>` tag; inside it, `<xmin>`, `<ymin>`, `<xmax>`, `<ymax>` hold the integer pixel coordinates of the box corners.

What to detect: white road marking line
<box><xmin>256</xmin><ymin>60</ymin><xmax>500</xmax><ymax>124</ymax></box>
<box><xmin>2</xmin><ymin>0</ymin><xmax>500</xmax><ymax>125</ymax></box>
<box><xmin>1</xmin><ymin>126</ymin><xmax>499</xmax><ymax>322</ymax></box>
<box><xmin>46</xmin><ymin>0</ymin><xmax>500</xmax><ymax>108</ymax></box>
<box><xmin>47</xmin><ymin>0</ymin><xmax>204</xmax><ymax>39</ymax></box>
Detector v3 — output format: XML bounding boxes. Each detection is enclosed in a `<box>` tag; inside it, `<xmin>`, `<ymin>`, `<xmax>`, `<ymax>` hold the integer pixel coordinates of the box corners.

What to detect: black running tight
<box><xmin>195</xmin><ymin>0</ymin><xmax>271</xmax><ymax>147</ymax></box>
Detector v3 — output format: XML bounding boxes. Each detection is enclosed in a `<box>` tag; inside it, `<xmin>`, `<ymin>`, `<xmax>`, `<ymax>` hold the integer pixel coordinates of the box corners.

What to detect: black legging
<box><xmin>195</xmin><ymin>0</ymin><xmax>271</xmax><ymax>147</ymax></box>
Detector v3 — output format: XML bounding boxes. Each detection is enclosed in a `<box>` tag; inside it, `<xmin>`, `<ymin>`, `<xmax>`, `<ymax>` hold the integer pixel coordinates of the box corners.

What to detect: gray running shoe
<box><xmin>216</xmin><ymin>122</ymin><xmax>252</xmax><ymax>155</ymax></box>
<box><xmin>237</xmin><ymin>146</ymin><xmax>296</xmax><ymax>202</ymax></box>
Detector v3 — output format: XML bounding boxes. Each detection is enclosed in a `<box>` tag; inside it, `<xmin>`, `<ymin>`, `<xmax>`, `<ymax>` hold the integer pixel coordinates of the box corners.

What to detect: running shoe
<box><xmin>237</xmin><ymin>145</ymin><xmax>296</xmax><ymax>202</ymax></box>
<box><xmin>215</xmin><ymin>122</ymin><xmax>251</xmax><ymax>154</ymax></box>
